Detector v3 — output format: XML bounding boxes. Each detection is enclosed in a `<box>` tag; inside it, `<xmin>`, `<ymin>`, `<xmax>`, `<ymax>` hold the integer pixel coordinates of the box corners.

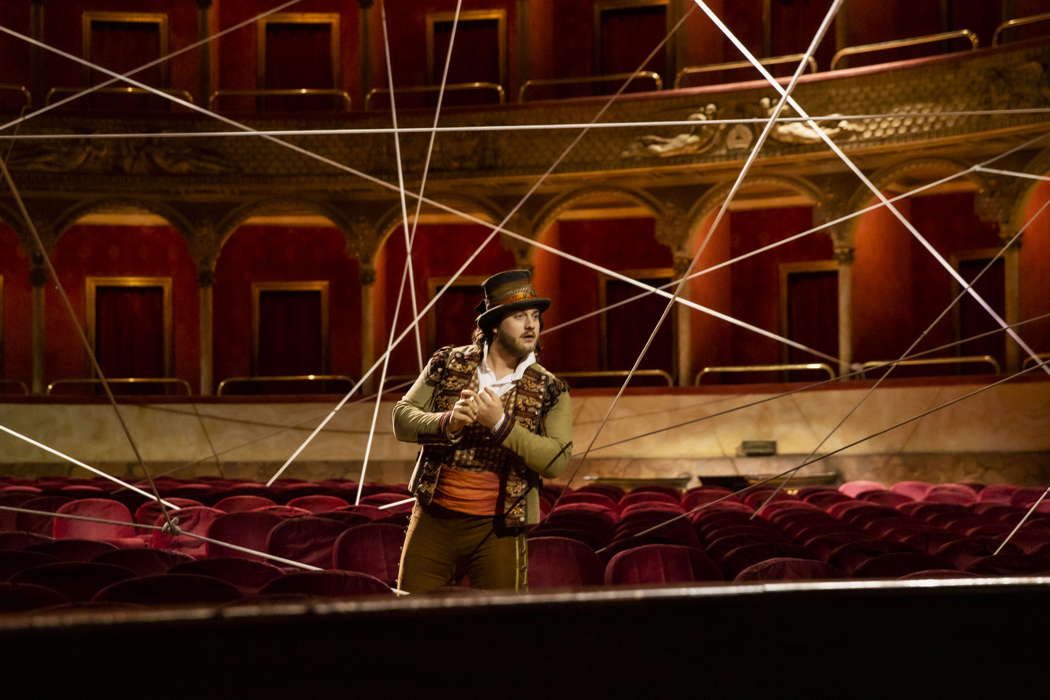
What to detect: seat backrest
<box><xmin>852</xmin><ymin>552</ymin><xmax>953</xmax><ymax>578</ymax></box>
<box><xmin>93</xmin><ymin>547</ymin><xmax>193</xmax><ymax>577</ymax></box>
<box><xmin>286</xmin><ymin>494</ymin><xmax>350</xmax><ymax>513</ymax></box>
<box><xmin>0</xmin><ymin>550</ymin><xmax>58</xmax><ymax>581</ymax></box>
<box><xmin>976</xmin><ymin>484</ymin><xmax>1017</xmax><ymax>505</ymax></box>
<box><xmin>266</xmin><ymin>516</ymin><xmax>352</xmax><ymax>568</ymax></box>
<box><xmin>923</xmin><ymin>484</ymin><xmax>977</xmax><ymax>506</ymax></box>
<box><xmin>53</xmin><ymin>499</ymin><xmax>135</xmax><ymax>540</ymax></box>
<box><xmin>12</xmin><ymin>561</ymin><xmax>136</xmax><ymax>602</ymax></box>
<box><xmin>604</xmin><ymin>544</ymin><xmax>722</xmax><ymax>585</ymax></box>
<box><xmin>890</xmin><ymin>481</ymin><xmax>933</xmax><ymax>500</ymax></box>
<box><xmin>332</xmin><ymin>523</ymin><xmax>406</xmax><ymax>585</ymax></box>
<box><xmin>259</xmin><ymin>570</ymin><xmax>391</xmax><ymax>597</ymax></box>
<box><xmin>133</xmin><ymin>498</ymin><xmax>203</xmax><ymax>531</ymax></box>
<box><xmin>0</xmin><ymin>531</ymin><xmax>52</xmax><ymax>552</ymax></box>
<box><xmin>213</xmin><ymin>495</ymin><xmax>276</xmax><ymax>513</ymax></box>
<box><xmin>26</xmin><ymin>538</ymin><xmax>117</xmax><ymax>562</ymax></box>
<box><xmin>170</xmin><ymin>557</ymin><xmax>285</xmax><ymax>594</ymax></box>
<box><xmin>734</xmin><ymin>556</ymin><xmax>842</xmax><ymax>582</ymax></box>
<box><xmin>0</xmin><ymin>582</ymin><xmax>69</xmax><ymax>611</ymax></box>
<box><xmin>619</xmin><ymin>491</ymin><xmax>680</xmax><ymax>509</ymax></box>
<box><xmin>94</xmin><ymin>573</ymin><xmax>243</xmax><ymax>604</ymax></box>
<box><xmin>204</xmin><ymin>511</ymin><xmax>286</xmax><ymax>561</ymax></box>
<box><xmin>838</xmin><ymin>480</ymin><xmax>886</xmax><ymax>498</ymax></box>
<box><xmin>15</xmin><ymin>496</ymin><xmax>72</xmax><ymax>535</ymax></box>
<box><xmin>526</xmin><ymin>537</ymin><xmax>603</xmax><ymax>590</ymax></box>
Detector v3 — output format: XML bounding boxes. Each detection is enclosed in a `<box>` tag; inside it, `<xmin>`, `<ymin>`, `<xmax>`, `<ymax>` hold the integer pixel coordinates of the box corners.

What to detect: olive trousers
<box><xmin>397</xmin><ymin>502</ymin><xmax>527</xmax><ymax>593</ymax></box>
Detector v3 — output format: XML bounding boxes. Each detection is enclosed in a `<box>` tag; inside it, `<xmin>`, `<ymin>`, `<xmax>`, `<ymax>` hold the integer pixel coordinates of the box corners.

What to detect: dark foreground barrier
<box><xmin>2</xmin><ymin>577</ymin><xmax>1048</xmax><ymax>697</ymax></box>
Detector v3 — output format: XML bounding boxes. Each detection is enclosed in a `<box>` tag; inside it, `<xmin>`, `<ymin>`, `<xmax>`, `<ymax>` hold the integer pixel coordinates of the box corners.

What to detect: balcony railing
<box><xmin>364</xmin><ymin>83</ymin><xmax>504</xmax><ymax>111</ymax></box>
<box><xmin>694</xmin><ymin>363</ymin><xmax>836</xmax><ymax>385</ymax></box>
<box><xmin>209</xmin><ymin>89</ymin><xmax>352</xmax><ymax>111</ymax></box>
<box><xmin>1022</xmin><ymin>353</ymin><xmax>1050</xmax><ymax>371</ymax></box>
<box><xmin>993</xmin><ymin>12</ymin><xmax>1050</xmax><ymax>46</ymax></box>
<box><xmin>0</xmin><ymin>379</ymin><xmax>29</xmax><ymax>396</ymax></box>
<box><xmin>830</xmin><ymin>29</ymin><xmax>979</xmax><ymax>71</ymax></box>
<box><xmin>675</xmin><ymin>54</ymin><xmax>818</xmax><ymax>89</ymax></box>
<box><xmin>0</xmin><ymin>83</ymin><xmax>31</xmax><ymax>108</ymax></box>
<box><xmin>858</xmin><ymin>355</ymin><xmax>1001</xmax><ymax>377</ymax></box>
<box><xmin>46</xmin><ymin>377</ymin><xmax>193</xmax><ymax>396</ymax></box>
<box><xmin>46</xmin><ymin>86</ymin><xmax>195</xmax><ymax>105</ymax></box>
<box><xmin>216</xmin><ymin>374</ymin><xmax>355</xmax><ymax>396</ymax></box>
<box><xmin>518</xmin><ymin>72</ymin><xmax>662</xmax><ymax>103</ymax></box>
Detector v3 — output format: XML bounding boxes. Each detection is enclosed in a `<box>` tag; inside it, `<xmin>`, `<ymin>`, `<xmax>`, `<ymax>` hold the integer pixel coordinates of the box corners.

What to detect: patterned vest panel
<box><xmin>410</xmin><ymin>344</ymin><xmax>561</xmax><ymax>529</ymax></box>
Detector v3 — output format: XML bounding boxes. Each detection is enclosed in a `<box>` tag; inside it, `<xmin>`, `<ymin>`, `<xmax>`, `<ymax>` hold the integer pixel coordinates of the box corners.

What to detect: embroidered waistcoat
<box><xmin>410</xmin><ymin>344</ymin><xmax>562</xmax><ymax>529</ymax></box>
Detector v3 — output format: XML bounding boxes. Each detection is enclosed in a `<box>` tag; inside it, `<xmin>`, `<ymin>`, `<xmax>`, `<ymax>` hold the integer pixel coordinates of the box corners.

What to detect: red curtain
<box><xmin>257</xmin><ymin>290</ymin><xmax>324</xmax><ymax>376</ymax></box>
<box><xmin>95</xmin><ymin>286</ymin><xmax>165</xmax><ymax>379</ymax></box>
<box><xmin>957</xmin><ymin>257</ymin><xmax>1005</xmax><ymax>373</ymax></box>
<box><xmin>604</xmin><ymin>276</ymin><xmax>675</xmax><ymax>385</ymax></box>
<box><xmin>785</xmin><ymin>269</ymin><xmax>839</xmax><ymax>380</ymax></box>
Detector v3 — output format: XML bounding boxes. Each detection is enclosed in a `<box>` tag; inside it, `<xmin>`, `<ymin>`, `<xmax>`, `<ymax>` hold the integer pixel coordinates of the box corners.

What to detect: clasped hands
<box><xmin>449</xmin><ymin>387</ymin><xmax>504</xmax><ymax>433</ymax></box>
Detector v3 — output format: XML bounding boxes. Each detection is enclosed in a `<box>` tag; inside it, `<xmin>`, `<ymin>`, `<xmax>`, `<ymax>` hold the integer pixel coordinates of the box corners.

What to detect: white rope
<box><xmin>973</xmin><ymin>166</ymin><xmax>1050</xmax><ymax>183</ymax></box>
<box><xmin>0</xmin><ymin>422</ymin><xmax>179</xmax><ymax>508</ymax></box>
<box><xmin>4</xmin><ymin>108</ymin><xmax>1049</xmax><ymax>141</ymax></box>
<box><xmin>694</xmin><ymin>0</ymin><xmax>1050</xmax><ymax>378</ymax></box>
<box><xmin>0</xmin><ymin>0</ymin><xmax>307</xmax><ymax>134</ymax></box>
<box><xmin>378</xmin><ymin>496</ymin><xmax>417</xmax><ymax>511</ymax></box>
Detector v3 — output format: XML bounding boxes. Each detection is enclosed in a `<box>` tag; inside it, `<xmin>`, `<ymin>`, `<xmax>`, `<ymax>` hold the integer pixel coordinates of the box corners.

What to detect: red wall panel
<box><xmin>214</xmin><ymin>225</ymin><xmax>361</xmax><ymax>387</ymax></box>
<box><xmin>47</xmin><ymin>225</ymin><xmax>199</xmax><ymax>386</ymax></box>
<box><xmin>0</xmin><ymin>225</ymin><xmax>31</xmax><ymax>385</ymax></box>
<box><xmin>688</xmin><ymin>212</ymin><xmax>734</xmax><ymax>374</ymax></box>
<box><xmin>0</xmin><ymin>3</ymin><xmax>31</xmax><ymax>92</ymax></box>
<box><xmin>1020</xmin><ymin>180</ymin><xmax>1050</xmax><ymax>354</ymax></box>
<box><xmin>374</xmin><ymin>222</ymin><xmax>515</xmax><ymax>377</ymax></box>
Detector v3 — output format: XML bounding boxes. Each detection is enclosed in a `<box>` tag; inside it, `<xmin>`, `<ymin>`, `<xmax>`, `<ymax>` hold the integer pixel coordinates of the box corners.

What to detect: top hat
<box><xmin>474</xmin><ymin>269</ymin><xmax>551</xmax><ymax>329</ymax></box>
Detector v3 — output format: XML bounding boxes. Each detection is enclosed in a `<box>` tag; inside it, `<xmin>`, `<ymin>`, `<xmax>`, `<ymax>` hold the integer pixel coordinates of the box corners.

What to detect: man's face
<box><xmin>494</xmin><ymin>307</ymin><xmax>540</xmax><ymax>358</ymax></box>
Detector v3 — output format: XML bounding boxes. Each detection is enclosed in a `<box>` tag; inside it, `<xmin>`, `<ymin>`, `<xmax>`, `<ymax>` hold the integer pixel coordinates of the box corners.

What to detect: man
<box><xmin>392</xmin><ymin>269</ymin><xmax>572</xmax><ymax>593</ymax></box>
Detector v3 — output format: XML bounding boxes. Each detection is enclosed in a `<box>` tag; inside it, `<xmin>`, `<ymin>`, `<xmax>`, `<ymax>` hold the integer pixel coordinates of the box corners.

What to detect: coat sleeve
<box><xmin>497</xmin><ymin>388</ymin><xmax>572</xmax><ymax>479</ymax></box>
<box><xmin>391</xmin><ymin>351</ymin><xmax>458</xmax><ymax>444</ymax></box>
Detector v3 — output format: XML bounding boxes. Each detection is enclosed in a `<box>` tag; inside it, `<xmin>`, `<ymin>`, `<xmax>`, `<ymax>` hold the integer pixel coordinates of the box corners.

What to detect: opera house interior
<box><xmin>1</xmin><ymin>0</ymin><xmax>1049</xmax><ymax>693</ymax></box>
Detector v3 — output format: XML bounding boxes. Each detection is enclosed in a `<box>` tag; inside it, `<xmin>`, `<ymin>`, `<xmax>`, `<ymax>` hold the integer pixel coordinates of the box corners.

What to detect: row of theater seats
<box><xmin>527</xmin><ymin>479</ymin><xmax>1050</xmax><ymax>587</ymax></box>
<box><xmin>2</xmin><ymin>476</ymin><xmax>1049</xmax><ymax>612</ymax></box>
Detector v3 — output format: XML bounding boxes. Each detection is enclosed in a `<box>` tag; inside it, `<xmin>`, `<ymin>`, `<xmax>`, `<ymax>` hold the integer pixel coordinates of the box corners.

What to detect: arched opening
<box><xmin>852</xmin><ymin>168</ymin><xmax>1001</xmax><ymax>377</ymax></box>
<box><xmin>373</xmin><ymin>202</ymin><xmax>513</xmax><ymax>379</ymax></box>
<box><xmin>533</xmin><ymin>190</ymin><xmax>670</xmax><ymax>386</ymax></box>
<box><xmin>686</xmin><ymin>180</ymin><xmax>830</xmax><ymax>385</ymax></box>
<box><xmin>213</xmin><ymin>206</ymin><xmax>361</xmax><ymax>394</ymax></box>
<box><xmin>48</xmin><ymin>204</ymin><xmax>198</xmax><ymax>395</ymax></box>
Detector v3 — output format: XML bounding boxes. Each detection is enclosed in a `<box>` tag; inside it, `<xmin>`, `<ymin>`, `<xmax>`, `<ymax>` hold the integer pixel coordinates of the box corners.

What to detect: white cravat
<box><xmin>478</xmin><ymin>343</ymin><xmax>535</xmax><ymax>432</ymax></box>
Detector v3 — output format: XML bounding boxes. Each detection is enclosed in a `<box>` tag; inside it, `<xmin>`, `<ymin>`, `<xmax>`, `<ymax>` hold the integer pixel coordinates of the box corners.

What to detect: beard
<box><xmin>495</xmin><ymin>329</ymin><xmax>535</xmax><ymax>360</ymax></box>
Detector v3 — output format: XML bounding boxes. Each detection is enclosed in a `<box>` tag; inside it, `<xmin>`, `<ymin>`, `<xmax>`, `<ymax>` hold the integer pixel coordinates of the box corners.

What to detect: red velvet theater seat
<box><xmin>213</xmin><ymin>495</ymin><xmax>276</xmax><ymax>513</ymax></box>
<box><xmin>0</xmin><ymin>582</ymin><xmax>69</xmax><ymax>611</ymax></box>
<box><xmin>12</xmin><ymin>561</ymin><xmax>135</xmax><ymax>602</ymax></box>
<box><xmin>528</xmin><ymin>536</ymin><xmax>603</xmax><ymax>589</ymax></box>
<box><xmin>26</xmin><ymin>538</ymin><xmax>117</xmax><ymax>562</ymax></box>
<box><xmin>150</xmin><ymin>506</ymin><xmax>226</xmax><ymax>559</ymax></box>
<box><xmin>286</xmin><ymin>494</ymin><xmax>350</xmax><ymax>513</ymax></box>
<box><xmin>332</xmin><ymin>523</ymin><xmax>406</xmax><ymax>587</ymax></box>
<box><xmin>170</xmin><ymin>557</ymin><xmax>285</xmax><ymax>594</ymax></box>
<box><xmin>0</xmin><ymin>531</ymin><xmax>52</xmax><ymax>551</ymax></box>
<box><xmin>265</xmin><ymin>515</ymin><xmax>353</xmax><ymax>568</ymax></box>
<box><xmin>93</xmin><ymin>573</ymin><xmax>243</xmax><ymax>605</ymax></box>
<box><xmin>259</xmin><ymin>570</ymin><xmax>392</xmax><ymax>597</ymax></box>
<box><xmin>734</xmin><ymin>557</ymin><xmax>843</xmax><ymax>582</ymax></box>
<box><xmin>0</xmin><ymin>550</ymin><xmax>58</xmax><ymax>581</ymax></box>
<box><xmin>202</xmin><ymin>510</ymin><xmax>285</xmax><ymax>562</ymax></box>
<box><xmin>604</xmin><ymin>544</ymin><xmax>722</xmax><ymax>585</ymax></box>
<box><xmin>53</xmin><ymin>499</ymin><xmax>143</xmax><ymax>547</ymax></box>
<box><xmin>93</xmin><ymin>547</ymin><xmax>194</xmax><ymax>577</ymax></box>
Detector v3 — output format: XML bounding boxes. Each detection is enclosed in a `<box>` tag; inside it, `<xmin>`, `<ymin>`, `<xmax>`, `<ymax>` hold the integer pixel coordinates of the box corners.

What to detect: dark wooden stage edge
<box><xmin>2</xmin><ymin>577</ymin><xmax>1049</xmax><ymax>696</ymax></box>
